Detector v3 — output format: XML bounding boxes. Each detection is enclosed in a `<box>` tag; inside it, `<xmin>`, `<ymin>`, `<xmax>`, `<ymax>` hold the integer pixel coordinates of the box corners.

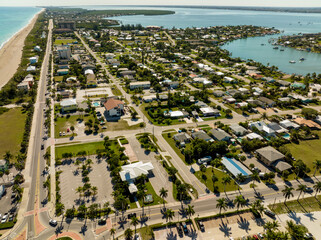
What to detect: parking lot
<box><xmin>153</xmin><ymin>221</ymin><xmax>195</xmax><ymax>240</ymax></box>
<box><xmin>0</xmin><ymin>186</ymin><xmax>18</xmax><ymax>223</ymax></box>
<box><xmin>198</xmin><ymin>212</ymin><xmax>266</xmax><ymax>240</ymax></box>
<box><xmin>76</xmin><ymin>87</ymin><xmax>113</xmax><ymax>101</ymax></box>
<box><xmin>57</xmin><ymin>156</ymin><xmax>114</xmax><ymax>209</ymax></box>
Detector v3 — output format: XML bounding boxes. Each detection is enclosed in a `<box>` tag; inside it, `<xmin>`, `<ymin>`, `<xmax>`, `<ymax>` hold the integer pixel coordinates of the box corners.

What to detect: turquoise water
<box><xmin>82</xmin><ymin>5</ymin><xmax>321</xmax><ymax>75</ymax></box>
<box><xmin>0</xmin><ymin>7</ymin><xmax>41</xmax><ymax>48</ymax></box>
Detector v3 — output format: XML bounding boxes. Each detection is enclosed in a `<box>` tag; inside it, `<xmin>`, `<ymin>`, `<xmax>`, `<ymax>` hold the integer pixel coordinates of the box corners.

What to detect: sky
<box><xmin>1</xmin><ymin>0</ymin><xmax>321</xmax><ymax>7</ymax></box>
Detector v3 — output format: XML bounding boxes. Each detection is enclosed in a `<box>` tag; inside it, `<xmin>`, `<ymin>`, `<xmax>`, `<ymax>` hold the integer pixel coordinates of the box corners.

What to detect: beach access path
<box><xmin>0</xmin><ymin>9</ymin><xmax>44</xmax><ymax>89</ymax></box>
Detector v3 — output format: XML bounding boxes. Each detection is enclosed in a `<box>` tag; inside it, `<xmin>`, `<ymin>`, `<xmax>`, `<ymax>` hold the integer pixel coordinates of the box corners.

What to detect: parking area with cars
<box><xmin>196</xmin><ymin>211</ymin><xmax>271</xmax><ymax>240</ymax></box>
<box><xmin>153</xmin><ymin>221</ymin><xmax>195</xmax><ymax>239</ymax></box>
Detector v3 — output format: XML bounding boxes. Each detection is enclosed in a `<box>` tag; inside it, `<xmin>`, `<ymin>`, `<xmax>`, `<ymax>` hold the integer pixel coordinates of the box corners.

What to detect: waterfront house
<box><xmin>29</xmin><ymin>56</ymin><xmax>39</xmax><ymax>64</ymax></box>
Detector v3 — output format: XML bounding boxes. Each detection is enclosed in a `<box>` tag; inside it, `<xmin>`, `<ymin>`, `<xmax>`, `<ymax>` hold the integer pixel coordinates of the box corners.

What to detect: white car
<box><xmin>49</xmin><ymin>219</ymin><xmax>57</xmax><ymax>226</ymax></box>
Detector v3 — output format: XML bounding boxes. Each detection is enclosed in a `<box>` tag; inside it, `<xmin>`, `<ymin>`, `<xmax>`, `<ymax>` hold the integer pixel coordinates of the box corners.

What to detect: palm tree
<box><xmin>313</xmin><ymin>159</ymin><xmax>321</xmax><ymax>176</ymax></box>
<box><xmin>3</xmin><ymin>151</ymin><xmax>12</xmax><ymax>162</ymax></box>
<box><xmin>251</xmin><ymin>171</ymin><xmax>260</xmax><ymax>192</ymax></box>
<box><xmin>185</xmin><ymin>205</ymin><xmax>195</xmax><ymax>220</ymax></box>
<box><xmin>222</xmin><ymin>176</ymin><xmax>231</xmax><ymax>195</ymax></box>
<box><xmin>159</xmin><ymin>187</ymin><xmax>168</xmax><ymax>208</ymax></box>
<box><xmin>76</xmin><ymin>186</ymin><xmax>83</xmax><ymax>199</ymax></box>
<box><xmin>264</xmin><ymin>220</ymin><xmax>280</xmax><ymax>232</ymax></box>
<box><xmin>313</xmin><ymin>181</ymin><xmax>321</xmax><ymax>198</ymax></box>
<box><xmin>91</xmin><ymin>186</ymin><xmax>98</xmax><ymax>199</ymax></box>
<box><xmin>110</xmin><ymin>228</ymin><xmax>116</xmax><ymax>240</ymax></box>
<box><xmin>164</xmin><ymin>209</ymin><xmax>175</xmax><ymax>222</ymax></box>
<box><xmin>296</xmin><ymin>184</ymin><xmax>307</xmax><ymax>200</ymax></box>
<box><xmin>282</xmin><ymin>186</ymin><xmax>294</xmax><ymax>204</ymax></box>
<box><xmin>234</xmin><ymin>195</ymin><xmax>246</xmax><ymax>211</ymax></box>
<box><xmin>124</xmin><ymin>228</ymin><xmax>133</xmax><ymax>240</ymax></box>
<box><xmin>130</xmin><ymin>216</ymin><xmax>139</xmax><ymax>234</ymax></box>
<box><xmin>286</xmin><ymin>220</ymin><xmax>307</xmax><ymax>240</ymax></box>
<box><xmin>216</xmin><ymin>198</ymin><xmax>227</xmax><ymax>215</ymax></box>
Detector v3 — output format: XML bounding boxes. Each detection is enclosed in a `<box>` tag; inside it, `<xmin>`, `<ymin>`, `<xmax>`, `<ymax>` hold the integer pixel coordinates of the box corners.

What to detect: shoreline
<box><xmin>0</xmin><ymin>8</ymin><xmax>44</xmax><ymax>90</ymax></box>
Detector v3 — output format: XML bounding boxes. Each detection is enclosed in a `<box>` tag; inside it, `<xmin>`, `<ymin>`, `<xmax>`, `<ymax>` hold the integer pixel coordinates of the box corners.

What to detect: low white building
<box><xmin>120</xmin><ymin>162</ymin><xmax>154</xmax><ymax>193</ymax></box>
<box><xmin>129</xmin><ymin>81</ymin><xmax>151</xmax><ymax>90</ymax></box>
<box><xmin>199</xmin><ymin>107</ymin><xmax>220</xmax><ymax>117</ymax></box>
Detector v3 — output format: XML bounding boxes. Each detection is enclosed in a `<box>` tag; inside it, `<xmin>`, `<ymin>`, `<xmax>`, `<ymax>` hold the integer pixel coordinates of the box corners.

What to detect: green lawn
<box><xmin>54</xmin><ymin>76</ymin><xmax>64</xmax><ymax>82</ymax></box>
<box><xmin>269</xmin><ymin>194</ymin><xmax>321</xmax><ymax>214</ymax></box>
<box><xmin>55</xmin><ymin>140</ymin><xmax>119</xmax><ymax>159</ymax></box>
<box><xmin>195</xmin><ymin>167</ymin><xmax>239</xmax><ymax>193</ymax></box>
<box><xmin>105</xmin><ymin>119</ymin><xmax>143</xmax><ymax>131</ymax></box>
<box><xmin>286</xmin><ymin>131</ymin><xmax>321</xmax><ymax>174</ymax></box>
<box><xmin>138</xmin><ymin>181</ymin><xmax>164</xmax><ymax>207</ymax></box>
<box><xmin>0</xmin><ymin>108</ymin><xmax>27</xmax><ymax>160</ymax></box>
<box><xmin>162</xmin><ymin>132</ymin><xmax>186</xmax><ymax>164</ymax></box>
<box><xmin>54</xmin><ymin>39</ymin><xmax>76</xmax><ymax>45</ymax></box>
<box><xmin>111</xmin><ymin>85</ymin><xmax>122</xmax><ymax>96</ymax></box>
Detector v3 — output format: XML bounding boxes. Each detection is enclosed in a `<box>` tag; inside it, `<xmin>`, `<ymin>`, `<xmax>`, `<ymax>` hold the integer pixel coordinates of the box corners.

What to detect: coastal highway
<box><xmin>4</xmin><ymin>19</ymin><xmax>53</xmax><ymax>240</ymax></box>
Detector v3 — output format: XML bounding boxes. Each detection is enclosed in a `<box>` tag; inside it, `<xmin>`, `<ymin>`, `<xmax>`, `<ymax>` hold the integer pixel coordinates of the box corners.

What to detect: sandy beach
<box><xmin>0</xmin><ymin>9</ymin><xmax>44</xmax><ymax>89</ymax></box>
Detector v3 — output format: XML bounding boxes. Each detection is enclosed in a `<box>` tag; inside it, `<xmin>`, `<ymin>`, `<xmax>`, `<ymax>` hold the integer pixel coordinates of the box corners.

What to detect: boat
<box><xmin>289</xmin><ymin>60</ymin><xmax>296</xmax><ymax>64</ymax></box>
<box><xmin>280</xmin><ymin>49</ymin><xmax>285</xmax><ymax>51</ymax></box>
<box><xmin>300</xmin><ymin>57</ymin><xmax>305</xmax><ymax>61</ymax></box>
<box><xmin>261</xmin><ymin>43</ymin><xmax>265</xmax><ymax>46</ymax></box>
<box><xmin>273</xmin><ymin>46</ymin><xmax>279</xmax><ymax>50</ymax></box>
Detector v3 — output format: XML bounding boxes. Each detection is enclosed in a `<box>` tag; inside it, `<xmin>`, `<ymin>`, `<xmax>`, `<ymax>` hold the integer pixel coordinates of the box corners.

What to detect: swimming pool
<box><xmin>222</xmin><ymin>157</ymin><xmax>251</xmax><ymax>177</ymax></box>
<box><xmin>92</xmin><ymin>102</ymin><xmax>100</xmax><ymax>107</ymax></box>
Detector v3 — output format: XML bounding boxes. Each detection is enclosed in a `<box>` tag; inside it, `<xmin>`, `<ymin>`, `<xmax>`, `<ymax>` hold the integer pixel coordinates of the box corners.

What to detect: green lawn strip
<box><xmin>111</xmin><ymin>85</ymin><xmax>122</xmax><ymax>96</ymax></box>
<box><xmin>269</xmin><ymin>194</ymin><xmax>321</xmax><ymax>214</ymax></box>
<box><xmin>105</xmin><ymin>119</ymin><xmax>143</xmax><ymax>131</ymax></box>
<box><xmin>0</xmin><ymin>108</ymin><xmax>27</xmax><ymax>160</ymax></box>
<box><xmin>54</xmin><ymin>76</ymin><xmax>64</xmax><ymax>82</ymax></box>
<box><xmin>54</xmin><ymin>39</ymin><xmax>76</xmax><ymax>45</ymax></box>
<box><xmin>55</xmin><ymin>140</ymin><xmax>119</xmax><ymax>159</ymax></box>
<box><xmin>194</xmin><ymin>167</ymin><xmax>239</xmax><ymax>193</ymax></box>
<box><xmin>138</xmin><ymin>181</ymin><xmax>164</xmax><ymax>207</ymax></box>
<box><xmin>286</xmin><ymin>131</ymin><xmax>321</xmax><ymax>175</ymax></box>
<box><xmin>162</xmin><ymin>132</ymin><xmax>186</xmax><ymax>163</ymax></box>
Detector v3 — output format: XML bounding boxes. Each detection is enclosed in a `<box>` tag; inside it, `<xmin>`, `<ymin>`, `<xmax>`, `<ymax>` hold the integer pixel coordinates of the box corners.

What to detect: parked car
<box><xmin>182</xmin><ymin>222</ymin><xmax>188</xmax><ymax>234</ymax></box>
<box><xmin>305</xmin><ymin>232</ymin><xmax>313</xmax><ymax>239</ymax></box>
<box><xmin>199</xmin><ymin>221</ymin><xmax>205</xmax><ymax>232</ymax></box>
<box><xmin>305</xmin><ymin>187</ymin><xmax>313</xmax><ymax>193</ymax></box>
<box><xmin>257</xmin><ymin>232</ymin><xmax>264</xmax><ymax>239</ymax></box>
<box><xmin>98</xmin><ymin>218</ymin><xmax>106</xmax><ymax>225</ymax></box>
<box><xmin>49</xmin><ymin>219</ymin><xmax>57</xmax><ymax>226</ymax></box>
<box><xmin>264</xmin><ymin>209</ymin><xmax>276</xmax><ymax>218</ymax></box>
<box><xmin>176</xmin><ymin>223</ymin><xmax>183</xmax><ymax>237</ymax></box>
<box><xmin>128</xmin><ymin>213</ymin><xmax>136</xmax><ymax>219</ymax></box>
<box><xmin>41</xmin><ymin>144</ymin><xmax>44</xmax><ymax>150</ymax></box>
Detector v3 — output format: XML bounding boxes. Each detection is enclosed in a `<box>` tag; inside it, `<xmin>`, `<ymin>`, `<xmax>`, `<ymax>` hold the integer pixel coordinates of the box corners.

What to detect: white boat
<box><xmin>289</xmin><ymin>60</ymin><xmax>296</xmax><ymax>64</ymax></box>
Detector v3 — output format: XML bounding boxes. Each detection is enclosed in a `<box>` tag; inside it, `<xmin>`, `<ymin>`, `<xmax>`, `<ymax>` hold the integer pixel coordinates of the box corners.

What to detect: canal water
<box><xmin>83</xmin><ymin>5</ymin><xmax>321</xmax><ymax>75</ymax></box>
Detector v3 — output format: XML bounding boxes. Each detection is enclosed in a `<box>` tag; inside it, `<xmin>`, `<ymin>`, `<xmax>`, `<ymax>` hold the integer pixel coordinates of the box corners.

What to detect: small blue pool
<box><xmin>92</xmin><ymin>102</ymin><xmax>100</xmax><ymax>107</ymax></box>
<box><xmin>282</xmin><ymin>133</ymin><xmax>290</xmax><ymax>139</ymax></box>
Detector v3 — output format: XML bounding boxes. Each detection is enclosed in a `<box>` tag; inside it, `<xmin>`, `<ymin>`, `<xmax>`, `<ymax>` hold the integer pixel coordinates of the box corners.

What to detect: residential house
<box><xmin>267</xmin><ymin>122</ymin><xmax>288</xmax><ymax>133</ymax></box>
<box><xmin>60</xmin><ymin>99</ymin><xmax>77</xmax><ymax>112</ymax></box>
<box><xmin>249</xmin><ymin>121</ymin><xmax>275</xmax><ymax>136</ymax></box>
<box><xmin>293</xmin><ymin>117</ymin><xmax>321</xmax><ymax>129</ymax></box>
<box><xmin>29</xmin><ymin>56</ymin><xmax>38</xmax><ymax>64</ymax></box>
<box><xmin>129</xmin><ymin>81</ymin><xmax>151</xmax><ymax>90</ymax></box>
<box><xmin>119</xmin><ymin>70</ymin><xmax>136</xmax><ymax>78</ymax></box>
<box><xmin>191</xmin><ymin>131</ymin><xmax>213</xmax><ymax>142</ymax></box>
<box><xmin>173</xmin><ymin>132</ymin><xmax>192</xmax><ymax>146</ymax></box>
<box><xmin>255</xmin><ymin>146</ymin><xmax>291</xmax><ymax>172</ymax></box>
<box><xmin>17</xmin><ymin>74</ymin><xmax>34</xmax><ymax>91</ymax></box>
<box><xmin>86</xmin><ymin>73</ymin><xmax>97</xmax><ymax>87</ymax></box>
<box><xmin>164</xmin><ymin>110</ymin><xmax>188</xmax><ymax>118</ymax></box>
<box><xmin>245</xmin><ymin>132</ymin><xmax>263</xmax><ymax>140</ymax></box>
<box><xmin>279</xmin><ymin>120</ymin><xmax>300</xmax><ymax>130</ymax></box>
<box><xmin>209</xmin><ymin>128</ymin><xmax>232</xmax><ymax>142</ymax></box>
<box><xmin>230</xmin><ymin>124</ymin><xmax>248</xmax><ymax>136</ymax></box>
<box><xmin>119</xmin><ymin>161</ymin><xmax>154</xmax><ymax>193</ymax></box>
<box><xmin>104</xmin><ymin>98</ymin><xmax>124</xmax><ymax>117</ymax></box>
<box><xmin>258</xmin><ymin>97</ymin><xmax>275</xmax><ymax>108</ymax></box>
<box><xmin>276</xmin><ymin>80</ymin><xmax>291</xmax><ymax>87</ymax></box>
<box><xmin>57</xmin><ymin>69</ymin><xmax>69</xmax><ymax>76</ymax></box>
<box><xmin>213</xmin><ymin>90</ymin><xmax>225</xmax><ymax>97</ymax></box>
<box><xmin>199</xmin><ymin>107</ymin><xmax>220</xmax><ymax>117</ymax></box>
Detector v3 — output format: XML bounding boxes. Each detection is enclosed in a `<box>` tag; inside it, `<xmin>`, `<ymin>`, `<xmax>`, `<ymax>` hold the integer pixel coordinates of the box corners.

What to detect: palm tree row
<box><xmin>282</xmin><ymin>181</ymin><xmax>321</xmax><ymax>204</ymax></box>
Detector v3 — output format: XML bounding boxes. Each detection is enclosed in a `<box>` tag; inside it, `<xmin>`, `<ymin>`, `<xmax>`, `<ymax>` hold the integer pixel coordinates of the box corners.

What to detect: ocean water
<box><xmin>0</xmin><ymin>7</ymin><xmax>41</xmax><ymax>48</ymax></box>
<box><xmin>81</xmin><ymin>5</ymin><xmax>321</xmax><ymax>75</ymax></box>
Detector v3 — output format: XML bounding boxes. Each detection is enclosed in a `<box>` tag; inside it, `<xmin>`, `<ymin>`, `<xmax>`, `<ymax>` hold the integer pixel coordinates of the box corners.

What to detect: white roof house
<box><xmin>279</xmin><ymin>120</ymin><xmax>300</xmax><ymax>129</ymax></box>
<box><xmin>245</xmin><ymin>133</ymin><xmax>263</xmax><ymax>140</ymax></box>
<box><xmin>60</xmin><ymin>99</ymin><xmax>77</xmax><ymax>107</ymax></box>
<box><xmin>120</xmin><ymin>162</ymin><xmax>154</xmax><ymax>182</ymax></box>
<box><xmin>85</xmin><ymin>69</ymin><xmax>94</xmax><ymax>75</ymax></box>
<box><xmin>120</xmin><ymin>162</ymin><xmax>154</xmax><ymax>193</ymax></box>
